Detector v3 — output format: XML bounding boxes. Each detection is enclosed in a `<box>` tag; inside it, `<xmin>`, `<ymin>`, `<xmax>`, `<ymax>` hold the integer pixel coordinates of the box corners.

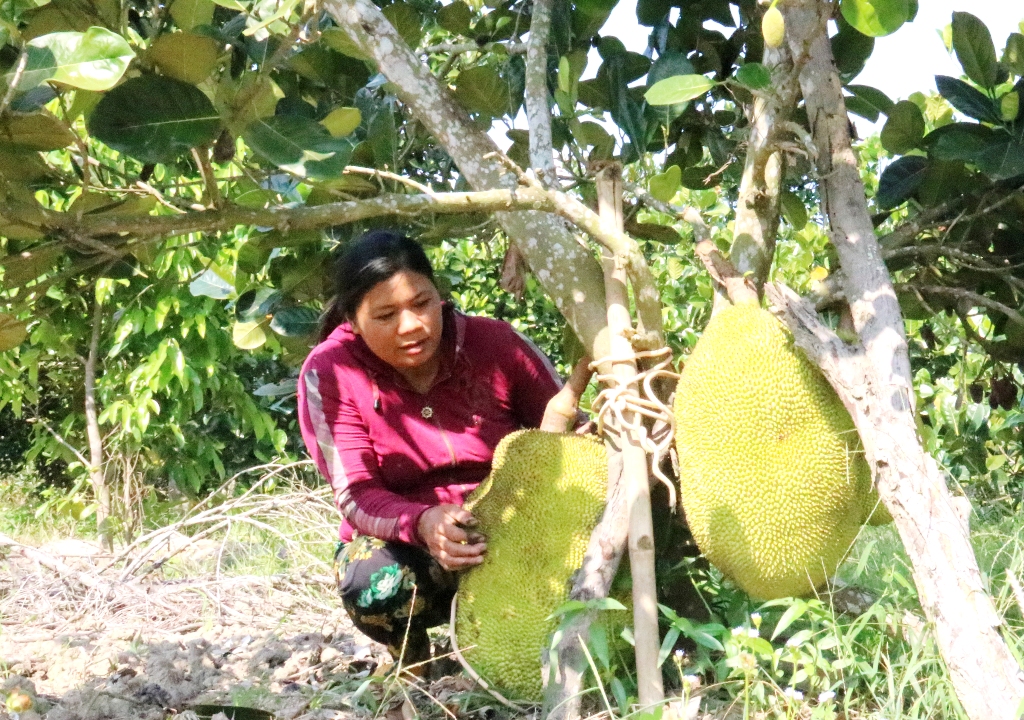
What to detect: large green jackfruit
<box><xmin>455</xmin><ymin>430</ymin><xmax>607</xmax><ymax>701</ymax></box>
<box><xmin>673</xmin><ymin>303</ymin><xmax>883</xmax><ymax>600</ymax></box>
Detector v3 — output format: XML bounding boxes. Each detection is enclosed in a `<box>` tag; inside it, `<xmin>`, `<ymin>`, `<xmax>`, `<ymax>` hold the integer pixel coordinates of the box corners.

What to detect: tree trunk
<box><xmin>84</xmin><ymin>297</ymin><xmax>111</xmax><ymax>550</ymax></box>
<box><xmin>524</xmin><ymin>0</ymin><xmax>557</xmax><ymax>187</ymax></box>
<box><xmin>729</xmin><ymin>42</ymin><xmax>795</xmax><ymax>286</ymax></box>
<box><xmin>777</xmin><ymin>2</ymin><xmax>1024</xmax><ymax>716</ymax></box>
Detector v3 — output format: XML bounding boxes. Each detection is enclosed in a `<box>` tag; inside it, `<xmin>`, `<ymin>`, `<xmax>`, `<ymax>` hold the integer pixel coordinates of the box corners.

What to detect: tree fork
<box><xmin>779</xmin><ymin>1</ymin><xmax>1024</xmax><ymax>716</ymax></box>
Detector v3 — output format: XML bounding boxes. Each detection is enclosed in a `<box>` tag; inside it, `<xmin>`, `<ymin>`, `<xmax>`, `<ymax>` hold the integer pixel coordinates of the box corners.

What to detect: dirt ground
<box><xmin>0</xmin><ymin>537</ymin><xmax>484</xmax><ymax>720</ymax></box>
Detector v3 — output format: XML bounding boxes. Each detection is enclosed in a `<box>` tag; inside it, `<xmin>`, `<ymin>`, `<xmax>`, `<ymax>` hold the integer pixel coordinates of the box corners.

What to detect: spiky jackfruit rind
<box><xmin>673</xmin><ymin>304</ymin><xmax>875</xmax><ymax>600</ymax></box>
<box><xmin>455</xmin><ymin>430</ymin><xmax>608</xmax><ymax>701</ymax></box>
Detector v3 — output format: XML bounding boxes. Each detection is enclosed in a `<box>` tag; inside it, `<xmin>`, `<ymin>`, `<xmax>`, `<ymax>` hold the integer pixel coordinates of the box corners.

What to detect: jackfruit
<box><xmin>762</xmin><ymin>5</ymin><xmax>786</xmax><ymax>49</ymax></box>
<box><xmin>455</xmin><ymin>430</ymin><xmax>608</xmax><ymax>701</ymax></box>
<box><xmin>673</xmin><ymin>303</ymin><xmax>881</xmax><ymax>600</ymax></box>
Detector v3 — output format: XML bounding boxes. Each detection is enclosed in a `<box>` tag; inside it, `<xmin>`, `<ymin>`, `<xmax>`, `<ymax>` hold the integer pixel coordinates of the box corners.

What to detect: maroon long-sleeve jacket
<box><xmin>297</xmin><ymin>304</ymin><xmax>562</xmax><ymax>546</ymax></box>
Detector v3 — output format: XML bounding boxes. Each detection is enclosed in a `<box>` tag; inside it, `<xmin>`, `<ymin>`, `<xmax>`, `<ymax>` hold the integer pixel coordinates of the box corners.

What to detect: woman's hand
<box><xmin>417</xmin><ymin>504</ymin><xmax>487</xmax><ymax>571</ymax></box>
<box><xmin>540</xmin><ymin>355</ymin><xmax>593</xmax><ymax>433</ymax></box>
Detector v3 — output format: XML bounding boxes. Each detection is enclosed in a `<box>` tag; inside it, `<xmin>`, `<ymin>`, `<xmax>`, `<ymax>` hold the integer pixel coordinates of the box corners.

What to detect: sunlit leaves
<box><xmin>88</xmin><ymin>75</ymin><xmax>220</xmax><ymax>162</ymax></box>
<box><xmin>840</xmin><ymin>0</ymin><xmax>909</xmax><ymax>38</ymax></box>
<box><xmin>320</xmin><ymin>106</ymin><xmax>362</xmax><ymax>137</ymax></box>
<box><xmin>648</xmin><ymin>165</ymin><xmax>681</xmax><ymax>203</ymax></box>
<box><xmin>147</xmin><ymin>32</ymin><xmax>222</xmax><ymax>84</ymax></box>
<box><xmin>232</xmin><ymin>320</ymin><xmax>268</xmax><ymax>349</ymax></box>
<box><xmin>644</xmin><ymin>74</ymin><xmax>715</xmax><ymax>106</ymax></box>
<box><xmin>12</xmin><ymin>27</ymin><xmax>134</xmax><ymax>92</ymax></box>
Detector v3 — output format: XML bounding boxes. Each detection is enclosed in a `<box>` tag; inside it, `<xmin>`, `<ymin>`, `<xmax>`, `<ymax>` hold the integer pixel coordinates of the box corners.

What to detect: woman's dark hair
<box><xmin>319</xmin><ymin>230</ymin><xmax>435</xmax><ymax>341</ymax></box>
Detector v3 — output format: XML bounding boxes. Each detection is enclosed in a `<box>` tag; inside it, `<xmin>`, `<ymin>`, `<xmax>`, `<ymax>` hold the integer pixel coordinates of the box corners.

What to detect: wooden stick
<box><xmin>596</xmin><ymin>164</ymin><xmax>664</xmax><ymax>708</ymax></box>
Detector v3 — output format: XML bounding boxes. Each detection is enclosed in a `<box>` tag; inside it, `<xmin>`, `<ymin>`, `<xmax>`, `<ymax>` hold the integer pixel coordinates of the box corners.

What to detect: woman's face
<box><xmin>351</xmin><ymin>270</ymin><xmax>444</xmax><ymax>376</ymax></box>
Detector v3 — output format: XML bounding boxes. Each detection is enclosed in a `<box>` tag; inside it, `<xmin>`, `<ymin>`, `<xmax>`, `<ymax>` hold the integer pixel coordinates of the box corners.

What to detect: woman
<box><xmin>297</xmin><ymin>229</ymin><xmax>587</xmax><ymax>669</ymax></box>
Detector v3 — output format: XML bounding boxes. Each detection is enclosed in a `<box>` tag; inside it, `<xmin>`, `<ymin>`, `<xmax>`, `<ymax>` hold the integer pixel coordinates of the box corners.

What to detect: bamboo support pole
<box><xmin>595</xmin><ymin>165</ymin><xmax>663</xmax><ymax>708</ymax></box>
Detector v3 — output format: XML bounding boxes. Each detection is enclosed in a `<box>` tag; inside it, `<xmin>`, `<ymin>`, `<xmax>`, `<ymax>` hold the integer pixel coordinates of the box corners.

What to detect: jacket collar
<box><xmin>329</xmin><ymin>302</ymin><xmax>466</xmax><ymax>390</ymax></box>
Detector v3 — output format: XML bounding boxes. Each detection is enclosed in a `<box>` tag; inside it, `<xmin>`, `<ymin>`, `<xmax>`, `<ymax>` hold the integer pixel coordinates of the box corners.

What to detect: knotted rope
<box><xmin>589</xmin><ymin>347</ymin><xmax>680</xmax><ymax>506</ymax></box>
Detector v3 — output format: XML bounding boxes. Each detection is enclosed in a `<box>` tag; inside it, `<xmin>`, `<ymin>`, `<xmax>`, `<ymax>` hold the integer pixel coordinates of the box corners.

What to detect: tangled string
<box><xmin>590</xmin><ymin>347</ymin><xmax>680</xmax><ymax>506</ymax></box>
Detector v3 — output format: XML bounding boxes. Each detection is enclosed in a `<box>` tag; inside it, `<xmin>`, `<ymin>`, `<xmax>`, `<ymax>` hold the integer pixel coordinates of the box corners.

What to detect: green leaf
<box><xmin>952</xmin><ymin>12</ymin><xmax>998</xmax><ymax>88</ymax></box>
<box><xmin>831</xmin><ymin>17</ymin><xmax>875</xmax><ymax>81</ymax></box>
<box><xmin>381</xmin><ymin>3</ymin><xmax>423</xmax><ymax>49</ymax></box>
<box><xmin>771</xmin><ymin>601</ymin><xmax>807</xmax><ymax>639</ymax></box>
<box><xmin>454</xmin><ymin>65</ymin><xmax>511</xmax><ymax>117</ymax></box>
<box><xmin>269</xmin><ymin>305</ymin><xmax>318</xmax><ymax>337</ymax></box>
<box><xmin>656</xmin><ymin>626</ymin><xmax>681</xmax><ymax>667</ymax></box>
<box><xmin>169</xmin><ymin>0</ymin><xmax>215</xmax><ymax>30</ymax></box>
<box><xmin>436</xmin><ymin>1</ymin><xmax>472</xmax><ymax>35</ymax></box>
<box><xmin>734</xmin><ymin>63</ymin><xmax>771</xmax><ymax>90</ymax></box>
<box><xmin>876</xmin><ymin>154</ymin><xmax>929</xmax><ymax>209</ymax></box>
<box><xmin>189</xmin><ymin>268</ymin><xmax>233</xmax><ymax>299</ymax></box>
<box><xmin>840</xmin><ymin>0</ymin><xmax>909</xmax><ymax>37</ymax></box>
<box><xmin>925</xmin><ymin>122</ymin><xmax>996</xmax><ymax>162</ymax></box>
<box><xmin>87</xmin><ymin>75</ymin><xmax>220</xmax><ymax>163</ymax></box>
<box><xmin>1001</xmin><ymin>92</ymin><xmax>1020</xmax><ymax>122</ymax></box>
<box><xmin>0</xmin><ymin>314</ymin><xmax>28</xmax><ymax>351</ymax></box>
<box><xmin>232</xmin><ymin>320</ymin><xmax>267</xmax><ymax>349</ymax></box>
<box><xmin>644</xmin><ymin>74</ymin><xmax>715</xmax><ymax>106</ymax></box>
<box><xmin>646</xmin><ymin>52</ymin><xmax>694</xmax><ymax>88</ymax></box>
<box><xmin>148</xmin><ymin>32</ymin><xmax>222</xmax><ymax>84</ymax></box>
<box><xmin>780</xmin><ymin>190</ymin><xmax>808</xmax><ymax>230</ymax></box>
<box><xmin>235</xmin><ymin>287</ymin><xmax>282</xmax><ymax>321</ymax></box>
<box><xmin>975</xmin><ymin>137</ymin><xmax>1024</xmax><ymax>180</ymax></box>
<box><xmin>935</xmin><ymin>75</ymin><xmax>999</xmax><ymax>123</ymax></box>
<box><xmin>880</xmin><ymin>100</ymin><xmax>925</xmax><ymax>154</ymax></box>
<box><xmin>320</xmin><ymin>106</ymin><xmax>361</xmax><ymax>137</ymax></box>
<box><xmin>0</xmin><ymin>112</ymin><xmax>77</xmax><ymax>150</ymax></box>
<box><xmin>1005</xmin><ymin>33</ymin><xmax>1024</xmax><ymax>77</ymax></box>
<box><xmin>243</xmin><ymin>115</ymin><xmax>354</xmax><ymax>178</ymax></box>
<box><xmin>846</xmin><ymin>84</ymin><xmax>895</xmax><ymax>118</ymax></box>
<box><xmin>648</xmin><ymin>164</ymin><xmax>680</xmax><ymax>202</ymax></box>
<box><xmin>14</xmin><ymin>27</ymin><xmax>134</xmax><ymax>92</ymax></box>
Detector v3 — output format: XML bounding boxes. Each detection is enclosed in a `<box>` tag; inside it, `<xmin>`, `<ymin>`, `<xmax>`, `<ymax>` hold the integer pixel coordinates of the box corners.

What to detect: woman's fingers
<box><xmin>436</xmin><ymin>539</ymin><xmax>486</xmax><ymax>569</ymax></box>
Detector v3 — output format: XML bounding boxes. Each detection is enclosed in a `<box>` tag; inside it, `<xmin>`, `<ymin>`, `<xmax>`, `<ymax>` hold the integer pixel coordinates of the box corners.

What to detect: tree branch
<box><xmin>897</xmin><ymin>284</ymin><xmax>1024</xmax><ymax>328</ymax></box>
<box><xmin>524</xmin><ymin>0</ymin><xmax>557</xmax><ymax>187</ymax></box>
<box><xmin>729</xmin><ymin>42</ymin><xmax>797</xmax><ymax>288</ymax></box>
<box><xmin>31</xmin><ymin>187</ymin><xmax>554</xmax><ymax>241</ymax></box>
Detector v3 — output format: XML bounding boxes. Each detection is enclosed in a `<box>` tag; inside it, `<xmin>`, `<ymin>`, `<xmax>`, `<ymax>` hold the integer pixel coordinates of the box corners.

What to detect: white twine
<box><xmin>589</xmin><ymin>347</ymin><xmax>680</xmax><ymax>506</ymax></box>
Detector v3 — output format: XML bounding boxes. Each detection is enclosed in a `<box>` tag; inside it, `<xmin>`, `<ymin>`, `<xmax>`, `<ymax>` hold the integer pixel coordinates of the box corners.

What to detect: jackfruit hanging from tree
<box><xmin>454</xmin><ymin>429</ymin><xmax>608</xmax><ymax>701</ymax></box>
<box><xmin>673</xmin><ymin>303</ymin><xmax>888</xmax><ymax>600</ymax></box>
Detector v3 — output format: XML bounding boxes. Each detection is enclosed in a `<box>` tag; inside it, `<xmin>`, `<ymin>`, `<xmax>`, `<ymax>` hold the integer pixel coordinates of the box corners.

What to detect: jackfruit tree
<box><xmin>3</xmin><ymin>0</ymin><xmax>1024</xmax><ymax>716</ymax></box>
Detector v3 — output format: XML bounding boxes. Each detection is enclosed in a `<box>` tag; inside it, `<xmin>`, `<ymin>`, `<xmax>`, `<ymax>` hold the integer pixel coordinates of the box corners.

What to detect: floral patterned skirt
<box><xmin>333</xmin><ymin>535</ymin><xmax>458</xmax><ymax>667</ymax></box>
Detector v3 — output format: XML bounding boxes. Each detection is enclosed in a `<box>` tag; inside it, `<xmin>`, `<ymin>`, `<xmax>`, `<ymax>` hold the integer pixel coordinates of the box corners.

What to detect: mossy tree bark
<box><xmin>774</xmin><ymin>2</ymin><xmax>1024</xmax><ymax>717</ymax></box>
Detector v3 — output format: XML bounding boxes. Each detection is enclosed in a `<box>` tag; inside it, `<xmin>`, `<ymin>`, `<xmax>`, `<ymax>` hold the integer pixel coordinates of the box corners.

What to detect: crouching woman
<box><xmin>297</xmin><ymin>230</ymin><xmax>587</xmax><ymax>668</ymax></box>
